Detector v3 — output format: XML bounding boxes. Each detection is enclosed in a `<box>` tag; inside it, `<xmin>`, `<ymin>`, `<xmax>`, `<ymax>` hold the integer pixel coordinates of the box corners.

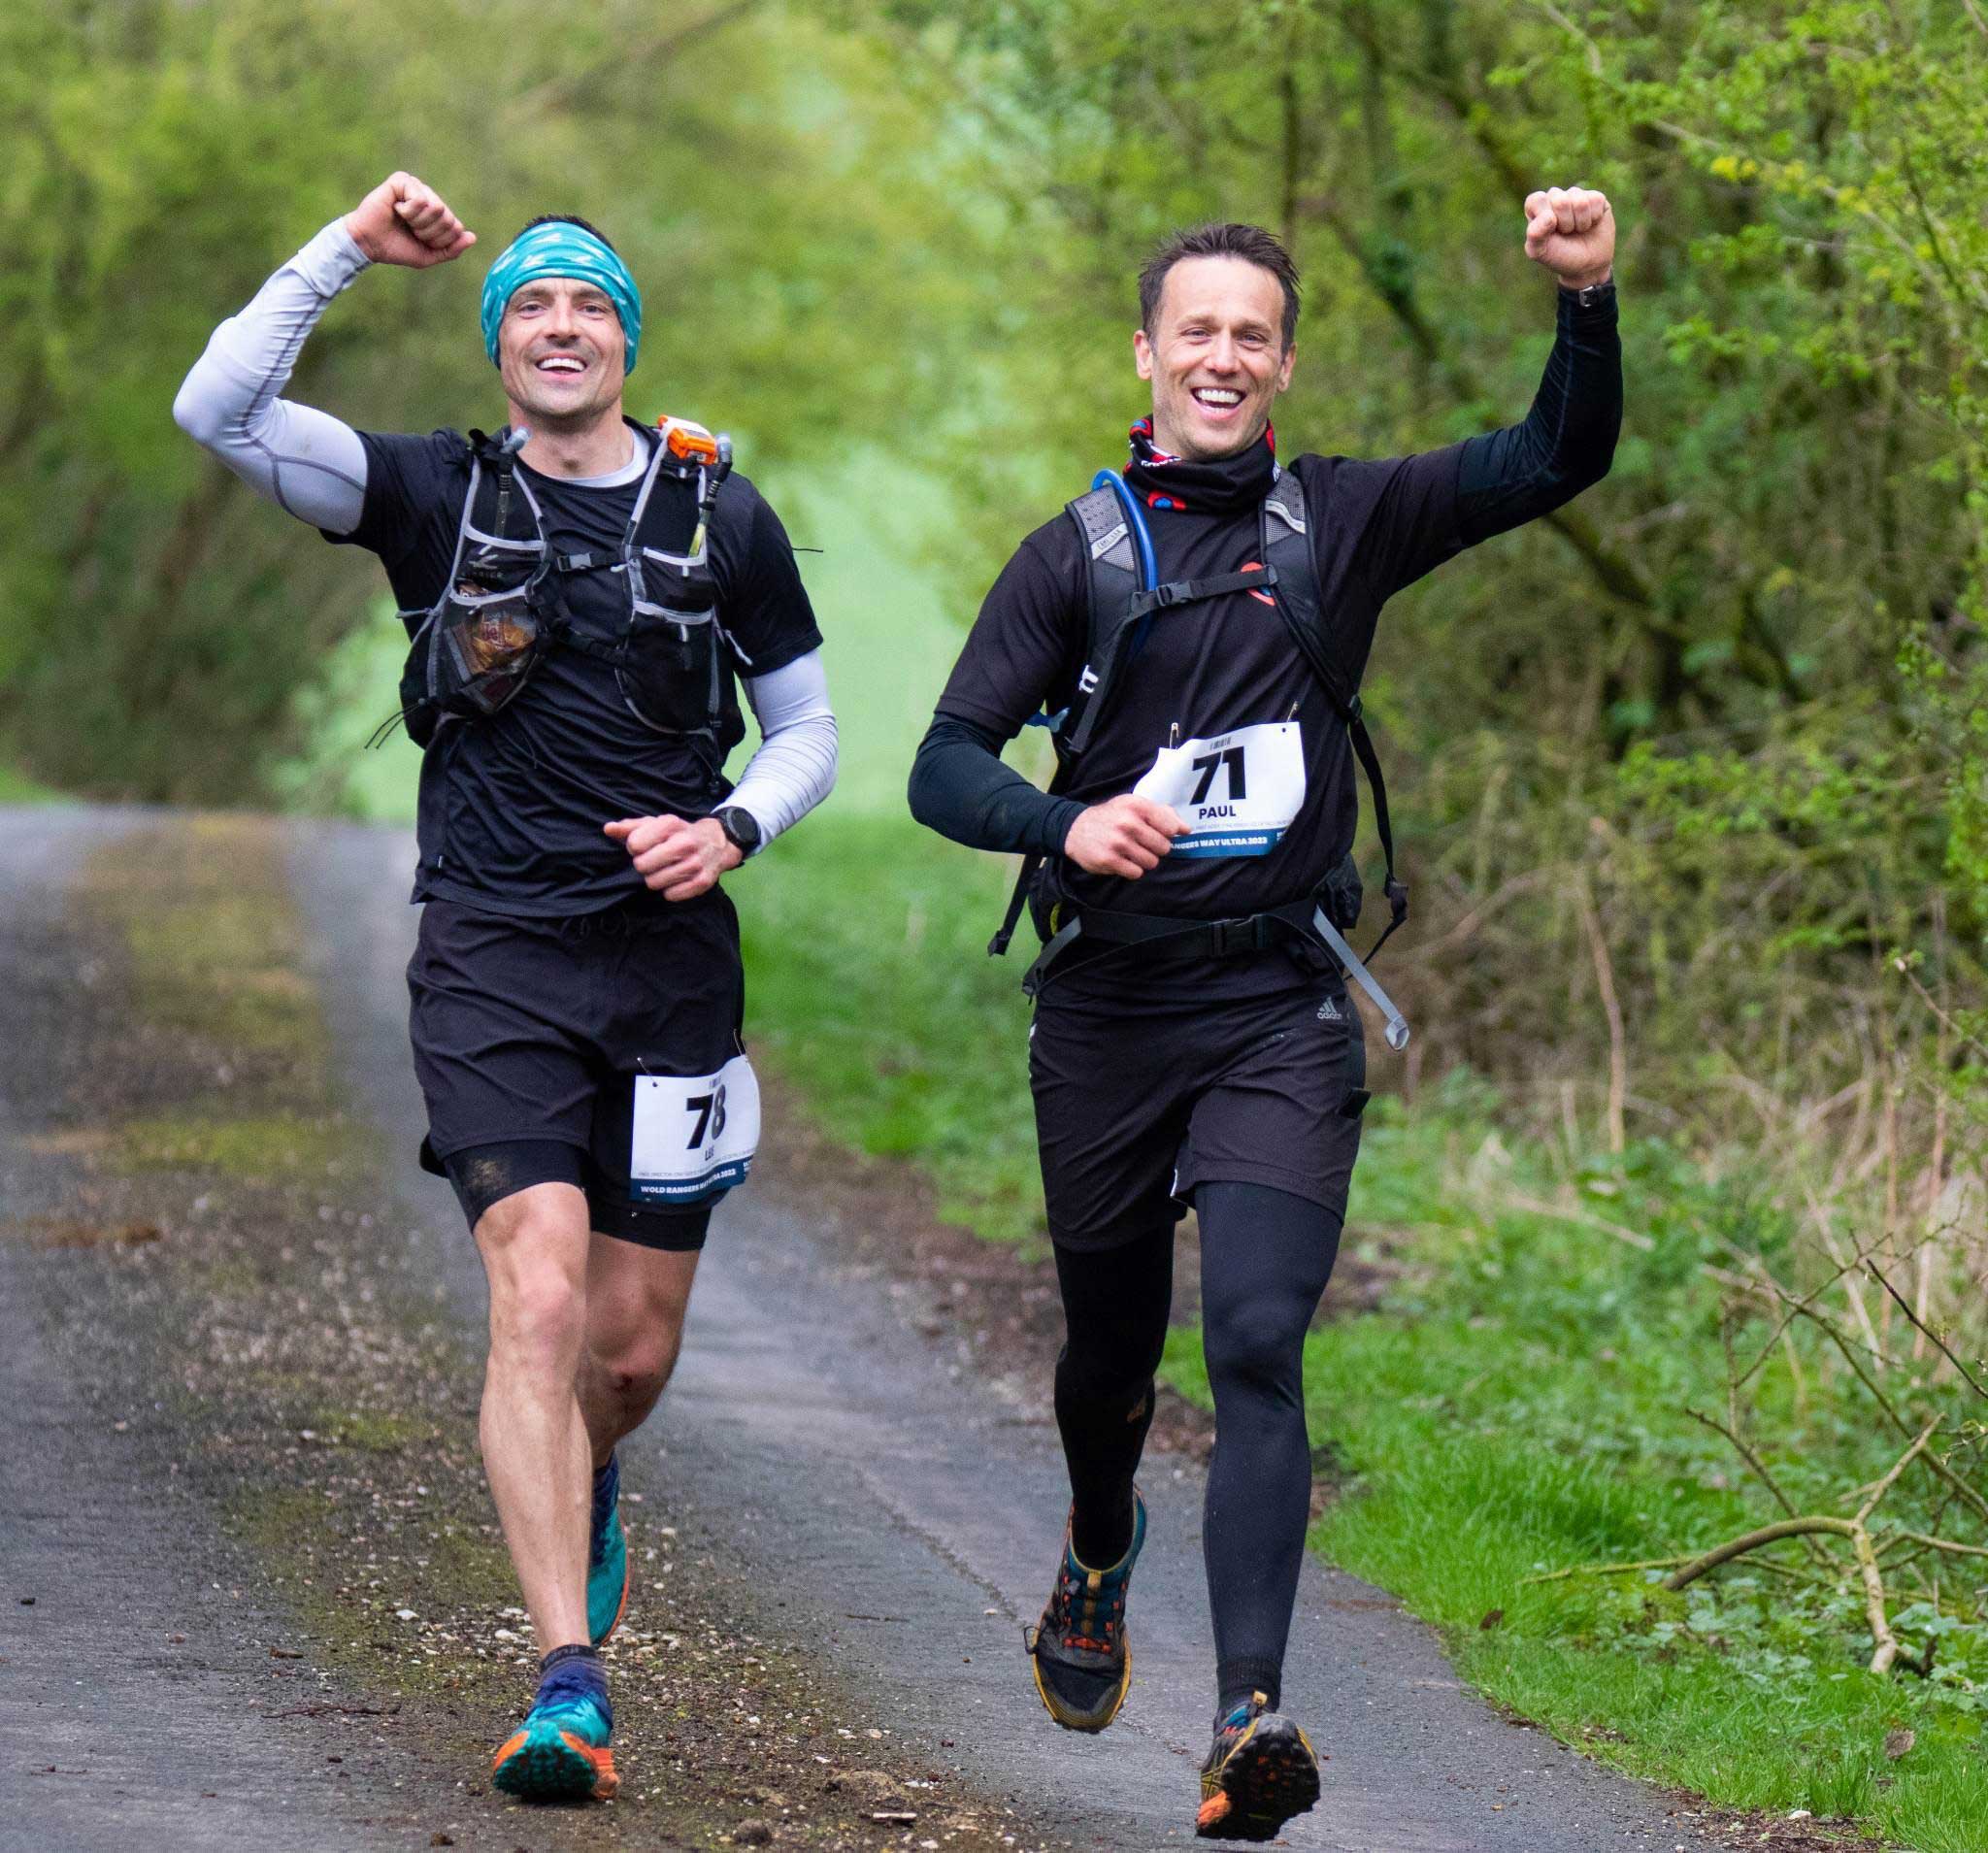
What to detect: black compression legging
<box><xmin>1050</xmin><ymin>1182</ymin><xmax>1342</xmax><ymax>1715</ymax></box>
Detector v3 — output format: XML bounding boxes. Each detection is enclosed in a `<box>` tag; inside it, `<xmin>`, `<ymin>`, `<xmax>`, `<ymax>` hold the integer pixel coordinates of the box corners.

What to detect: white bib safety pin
<box><xmin>1310</xmin><ymin>908</ymin><xmax>1411</xmax><ymax>1051</ymax></box>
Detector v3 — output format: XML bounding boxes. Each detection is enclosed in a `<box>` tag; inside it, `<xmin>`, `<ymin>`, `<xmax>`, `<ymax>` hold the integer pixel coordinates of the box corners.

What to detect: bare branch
<box><xmin>1528</xmin><ymin>0</ymin><xmax>1604</xmax><ymax>75</ymax></box>
<box><xmin>1575</xmin><ymin>876</ymin><xmax>1627</xmax><ymax>1155</ymax></box>
<box><xmin>1661</xmin><ymin>1514</ymin><xmax>1905</xmax><ymax>1677</ymax></box>
<box><xmin>1685</xmin><ymin>1406</ymin><xmax>1833</xmax><ymax>1567</ymax></box>
<box><xmin>1852</xmin><ymin>1523</ymin><xmax>1903</xmax><ymax>1676</ymax></box>
<box><xmin>1856</xmin><ymin>1418</ymin><xmax>1943</xmax><ymax>1523</ymax></box>
<box><xmin>1894</xmin><ymin>958</ymin><xmax>1988</xmax><ymax>1062</ymax></box>
<box><xmin>1498</xmin><ymin>1191</ymin><xmax>1651</xmax><ymax>1251</ymax></box>
<box><xmin>1864</xmin><ymin>1261</ymin><xmax>1988</xmax><ymax>1402</ymax></box>
<box><xmin>510</xmin><ymin>1</ymin><xmax>760</xmax><ymax>117</ymax></box>
<box><xmin>1885</xmin><ymin>1530</ymin><xmax>1988</xmax><ymax>1562</ymax></box>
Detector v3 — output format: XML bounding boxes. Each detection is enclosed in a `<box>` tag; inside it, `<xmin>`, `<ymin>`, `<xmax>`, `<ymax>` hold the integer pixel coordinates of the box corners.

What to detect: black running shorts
<box><xmin>1028</xmin><ymin>971</ymin><xmax>1368</xmax><ymax>1251</ymax></box>
<box><xmin>407</xmin><ymin>888</ymin><xmax>746</xmax><ymax>1248</ymax></box>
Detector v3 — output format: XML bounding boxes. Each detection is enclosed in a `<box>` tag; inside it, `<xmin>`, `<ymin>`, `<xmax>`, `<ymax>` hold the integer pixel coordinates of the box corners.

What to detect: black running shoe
<box><xmin>1195</xmin><ymin>1691</ymin><xmax>1321</xmax><ymax>1840</ymax></box>
<box><xmin>1023</xmin><ymin>1490</ymin><xmax>1146</xmax><ymax>1732</ymax></box>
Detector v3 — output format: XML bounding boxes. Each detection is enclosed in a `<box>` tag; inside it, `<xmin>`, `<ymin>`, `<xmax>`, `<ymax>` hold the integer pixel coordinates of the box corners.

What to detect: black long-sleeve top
<box><xmin>910</xmin><ymin>283</ymin><xmax>1621</xmax><ymax>924</ymax></box>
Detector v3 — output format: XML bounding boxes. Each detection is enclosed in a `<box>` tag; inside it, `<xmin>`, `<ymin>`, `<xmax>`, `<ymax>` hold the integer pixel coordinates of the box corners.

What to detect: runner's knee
<box><xmin>1052</xmin><ymin>1226</ymin><xmax>1174</xmax><ymax>1402</ymax></box>
<box><xmin>1202</xmin><ymin>1294</ymin><xmax>1306</xmax><ymax>1408</ymax></box>
<box><xmin>487</xmin><ymin>1263</ymin><xmax>587</xmax><ymax>1372</ymax></box>
<box><xmin>589</xmin><ymin>1326</ymin><xmax>682</xmax><ymax>1404</ymax></box>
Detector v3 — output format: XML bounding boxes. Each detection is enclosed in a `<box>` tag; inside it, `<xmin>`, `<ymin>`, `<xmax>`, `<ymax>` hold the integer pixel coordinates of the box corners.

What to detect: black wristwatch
<box><xmin>713</xmin><ymin>806</ymin><xmax>763</xmax><ymax>859</ymax></box>
<box><xmin>1566</xmin><ymin>278</ymin><xmax>1615</xmax><ymax>311</ymax></box>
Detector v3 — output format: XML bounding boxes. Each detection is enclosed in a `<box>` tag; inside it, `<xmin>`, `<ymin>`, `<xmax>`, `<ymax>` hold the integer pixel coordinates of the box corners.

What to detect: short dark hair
<box><xmin>1139</xmin><ymin>222</ymin><xmax>1300</xmax><ymax>348</ymax></box>
<box><xmin>514</xmin><ymin>213</ymin><xmax>617</xmax><ymax>252</ymax></box>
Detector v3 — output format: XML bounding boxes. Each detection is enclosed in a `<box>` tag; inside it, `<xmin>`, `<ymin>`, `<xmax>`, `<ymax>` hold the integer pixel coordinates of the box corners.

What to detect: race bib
<box><xmin>630</xmin><ymin>1053</ymin><xmax>761</xmax><ymax>1206</ymax></box>
<box><xmin>1132</xmin><ymin>720</ymin><xmax>1306</xmax><ymax>858</ymax></box>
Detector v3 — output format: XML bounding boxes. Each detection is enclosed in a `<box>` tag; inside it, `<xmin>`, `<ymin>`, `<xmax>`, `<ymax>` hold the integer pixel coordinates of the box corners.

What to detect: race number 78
<box><xmin>684</xmin><ymin>1083</ymin><xmax>728</xmax><ymax>1148</ymax></box>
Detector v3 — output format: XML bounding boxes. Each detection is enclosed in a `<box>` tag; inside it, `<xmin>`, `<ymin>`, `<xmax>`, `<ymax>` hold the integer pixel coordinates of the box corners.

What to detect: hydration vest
<box><xmin>394</xmin><ymin>415</ymin><xmax>731</xmax><ymax>748</ymax></box>
<box><xmin>991</xmin><ymin>469</ymin><xmax>1409</xmax><ymax>1021</ymax></box>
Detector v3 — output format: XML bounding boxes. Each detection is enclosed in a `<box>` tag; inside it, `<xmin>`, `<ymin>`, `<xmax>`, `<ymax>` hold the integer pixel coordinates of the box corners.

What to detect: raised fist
<box><xmin>1523</xmin><ymin>185</ymin><xmax>1614</xmax><ymax>289</ymax></box>
<box><xmin>346</xmin><ymin>173</ymin><xmax>477</xmax><ymax>270</ymax></box>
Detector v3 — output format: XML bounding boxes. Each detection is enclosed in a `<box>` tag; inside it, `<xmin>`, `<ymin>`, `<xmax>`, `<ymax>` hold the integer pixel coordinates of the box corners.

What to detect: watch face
<box><xmin>720</xmin><ymin>808</ymin><xmax>760</xmax><ymax>852</ymax></box>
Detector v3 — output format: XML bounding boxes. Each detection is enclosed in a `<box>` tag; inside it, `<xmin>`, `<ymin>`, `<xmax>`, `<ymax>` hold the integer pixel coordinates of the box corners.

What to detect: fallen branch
<box><xmin>1659</xmin><ymin>1516</ymin><xmax>1908</xmax><ymax>1675</ymax></box>
<box><xmin>1884</xmin><ymin>1529</ymin><xmax>1988</xmax><ymax>1562</ymax></box>
<box><xmin>1654</xmin><ymin>1423</ymin><xmax>1952</xmax><ymax>1674</ymax></box>
<box><xmin>1662</xmin><ymin>1517</ymin><xmax>1857</xmax><ymax>1592</ymax></box>
<box><xmin>1852</xmin><ymin>1523</ymin><xmax>1904</xmax><ymax>1676</ymax></box>
<box><xmin>1856</xmin><ymin>1418</ymin><xmax>1942</xmax><ymax>1523</ymax></box>
<box><xmin>1685</xmin><ymin>1406</ymin><xmax>1835</xmax><ymax>1568</ymax></box>
<box><xmin>1520</xmin><ymin>1555</ymin><xmax>1692</xmax><ymax>1586</ymax></box>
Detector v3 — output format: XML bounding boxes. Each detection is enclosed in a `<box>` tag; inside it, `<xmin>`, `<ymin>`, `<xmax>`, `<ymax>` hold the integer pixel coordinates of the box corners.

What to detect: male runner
<box><xmin>908</xmin><ymin>192</ymin><xmax>1619</xmax><ymax>1837</ymax></box>
<box><xmin>176</xmin><ymin>173</ymin><xmax>837</xmax><ymax>1801</ymax></box>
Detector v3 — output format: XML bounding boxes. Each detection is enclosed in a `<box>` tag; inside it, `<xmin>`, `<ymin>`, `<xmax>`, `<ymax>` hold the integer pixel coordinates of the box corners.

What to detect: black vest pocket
<box><xmin>617</xmin><ymin>598</ymin><xmax>720</xmax><ymax>734</ymax></box>
<box><xmin>618</xmin><ymin>543</ymin><xmax>722</xmax><ymax>735</ymax></box>
<box><xmin>424</xmin><ymin>525</ymin><xmax>551</xmax><ymax>722</ymax></box>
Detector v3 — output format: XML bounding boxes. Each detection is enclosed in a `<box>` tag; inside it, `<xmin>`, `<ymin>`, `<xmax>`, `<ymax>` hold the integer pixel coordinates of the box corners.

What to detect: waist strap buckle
<box><xmin>1206</xmin><ymin>914</ymin><xmax>1270</xmax><ymax>957</ymax></box>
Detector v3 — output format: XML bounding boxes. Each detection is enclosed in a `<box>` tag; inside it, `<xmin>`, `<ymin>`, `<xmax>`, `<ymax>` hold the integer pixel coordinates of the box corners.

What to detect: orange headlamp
<box><xmin>656</xmin><ymin>416</ymin><xmax>720</xmax><ymax>468</ymax></box>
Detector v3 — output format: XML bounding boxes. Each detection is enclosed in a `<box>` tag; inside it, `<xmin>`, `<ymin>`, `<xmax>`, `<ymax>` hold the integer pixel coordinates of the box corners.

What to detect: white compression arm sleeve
<box><xmin>727</xmin><ymin>650</ymin><xmax>839</xmax><ymax>846</ymax></box>
<box><xmin>172</xmin><ymin>219</ymin><xmax>373</xmax><ymax>535</ymax></box>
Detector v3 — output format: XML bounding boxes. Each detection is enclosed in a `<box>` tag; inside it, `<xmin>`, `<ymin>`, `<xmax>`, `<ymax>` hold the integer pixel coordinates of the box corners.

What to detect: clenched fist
<box><xmin>1523</xmin><ymin>185</ymin><xmax>1614</xmax><ymax>290</ymax></box>
<box><xmin>603</xmin><ymin>812</ymin><xmax>741</xmax><ymax>902</ymax></box>
<box><xmin>346</xmin><ymin>173</ymin><xmax>477</xmax><ymax>270</ymax></box>
<box><xmin>1063</xmin><ymin>793</ymin><xmax>1185</xmax><ymax>880</ymax></box>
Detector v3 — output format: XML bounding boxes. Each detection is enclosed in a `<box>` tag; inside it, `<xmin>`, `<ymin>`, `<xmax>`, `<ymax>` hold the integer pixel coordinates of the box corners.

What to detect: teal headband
<box><xmin>480</xmin><ymin>221</ymin><xmax>644</xmax><ymax>374</ymax></box>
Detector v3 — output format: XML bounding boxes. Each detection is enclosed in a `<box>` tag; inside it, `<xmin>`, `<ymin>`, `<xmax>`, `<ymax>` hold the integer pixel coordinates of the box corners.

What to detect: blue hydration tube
<box><xmin>1029</xmin><ymin>471</ymin><xmax>1158</xmax><ymax>738</ymax></box>
<box><xmin>1092</xmin><ymin>469</ymin><xmax>1157</xmax><ymax>592</ymax></box>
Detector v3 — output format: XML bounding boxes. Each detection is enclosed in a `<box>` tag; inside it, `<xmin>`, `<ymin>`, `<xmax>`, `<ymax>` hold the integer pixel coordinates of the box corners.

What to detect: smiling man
<box><xmin>909</xmin><ymin>202</ymin><xmax>1619</xmax><ymax>1837</ymax></box>
<box><xmin>175</xmin><ymin>173</ymin><xmax>837</xmax><ymax>1800</ymax></box>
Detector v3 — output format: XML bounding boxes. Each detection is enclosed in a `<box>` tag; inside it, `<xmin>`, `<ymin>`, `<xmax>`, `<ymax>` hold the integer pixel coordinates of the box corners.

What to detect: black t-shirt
<box><xmin>330</xmin><ymin>427</ymin><xmax>821</xmax><ymax>916</ymax></box>
<box><xmin>934</xmin><ymin>448</ymin><xmax>1460</xmax><ymax>928</ymax></box>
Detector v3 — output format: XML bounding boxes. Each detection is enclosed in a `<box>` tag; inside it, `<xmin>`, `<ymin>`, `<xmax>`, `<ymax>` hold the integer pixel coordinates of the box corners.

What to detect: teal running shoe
<box><xmin>588</xmin><ymin>1452</ymin><xmax>629</xmax><ymax>1648</ymax></box>
<box><xmin>1196</xmin><ymin>1691</ymin><xmax>1321</xmax><ymax>1840</ymax></box>
<box><xmin>1024</xmin><ymin>1489</ymin><xmax>1146</xmax><ymax>1732</ymax></box>
<box><xmin>490</xmin><ymin>1694</ymin><xmax>618</xmax><ymax>1801</ymax></box>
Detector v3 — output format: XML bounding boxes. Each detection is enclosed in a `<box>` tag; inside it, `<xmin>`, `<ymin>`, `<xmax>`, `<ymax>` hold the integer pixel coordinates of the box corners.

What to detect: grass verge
<box><xmin>0</xmin><ymin>761</ymin><xmax>65</xmax><ymax>804</ymax></box>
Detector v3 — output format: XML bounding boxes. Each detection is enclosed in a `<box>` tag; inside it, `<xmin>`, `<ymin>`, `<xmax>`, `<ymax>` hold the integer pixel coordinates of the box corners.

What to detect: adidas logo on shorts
<box><xmin>1316</xmin><ymin>996</ymin><xmax>1342</xmax><ymax>1021</ymax></box>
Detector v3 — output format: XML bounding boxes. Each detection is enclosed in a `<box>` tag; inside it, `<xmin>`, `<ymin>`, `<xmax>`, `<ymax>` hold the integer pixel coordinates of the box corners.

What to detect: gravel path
<box><xmin>0</xmin><ymin>808</ymin><xmax>415</xmax><ymax>1852</ymax></box>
